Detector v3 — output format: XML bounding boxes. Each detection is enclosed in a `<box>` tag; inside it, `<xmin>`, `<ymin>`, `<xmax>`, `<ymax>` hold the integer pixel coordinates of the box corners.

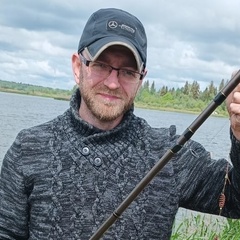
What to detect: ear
<box><xmin>72</xmin><ymin>53</ymin><xmax>81</xmax><ymax>85</ymax></box>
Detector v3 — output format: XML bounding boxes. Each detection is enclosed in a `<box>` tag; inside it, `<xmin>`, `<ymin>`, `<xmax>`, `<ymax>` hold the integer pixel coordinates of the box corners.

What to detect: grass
<box><xmin>171</xmin><ymin>211</ymin><xmax>240</xmax><ymax>239</ymax></box>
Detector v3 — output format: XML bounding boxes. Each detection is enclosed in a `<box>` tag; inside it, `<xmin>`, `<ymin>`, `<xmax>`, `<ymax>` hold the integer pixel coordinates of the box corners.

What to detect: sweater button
<box><xmin>94</xmin><ymin>157</ymin><xmax>102</xmax><ymax>167</ymax></box>
<box><xmin>82</xmin><ymin>147</ymin><xmax>90</xmax><ymax>156</ymax></box>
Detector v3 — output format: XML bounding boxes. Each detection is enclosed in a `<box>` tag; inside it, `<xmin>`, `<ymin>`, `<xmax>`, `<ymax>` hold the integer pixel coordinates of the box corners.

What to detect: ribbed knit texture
<box><xmin>1</xmin><ymin>90</ymin><xmax>240</xmax><ymax>239</ymax></box>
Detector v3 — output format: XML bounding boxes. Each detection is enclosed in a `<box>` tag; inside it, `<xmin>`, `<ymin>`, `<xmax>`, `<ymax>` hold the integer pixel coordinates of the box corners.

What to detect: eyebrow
<box><xmin>97</xmin><ymin>53</ymin><xmax>137</xmax><ymax>70</ymax></box>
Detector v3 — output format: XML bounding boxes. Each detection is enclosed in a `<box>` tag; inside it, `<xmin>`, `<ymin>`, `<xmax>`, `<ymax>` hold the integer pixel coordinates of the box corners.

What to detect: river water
<box><xmin>0</xmin><ymin>91</ymin><xmax>231</xmax><ymax>228</ymax></box>
<box><xmin>0</xmin><ymin>91</ymin><xmax>231</xmax><ymax>164</ymax></box>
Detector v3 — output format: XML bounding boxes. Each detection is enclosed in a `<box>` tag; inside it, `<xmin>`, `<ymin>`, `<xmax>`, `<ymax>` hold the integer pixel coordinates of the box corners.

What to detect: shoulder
<box><xmin>132</xmin><ymin>115</ymin><xmax>177</xmax><ymax>150</ymax></box>
<box><xmin>132</xmin><ymin>114</ymin><xmax>177</xmax><ymax>136</ymax></box>
<box><xmin>136</xmin><ymin>116</ymin><xmax>177</xmax><ymax>142</ymax></box>
<box><xmin>15</xmin><ymin>112</ymin><xmax>67</xmax><ymax>150</ymax></box>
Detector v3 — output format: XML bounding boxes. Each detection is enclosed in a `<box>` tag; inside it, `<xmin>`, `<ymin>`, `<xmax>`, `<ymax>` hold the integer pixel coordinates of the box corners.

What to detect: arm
<box><xmin>175</xmin><ymin>137</ymin><xmax>240</xmax><ymax>218</ymax></box>
<box><xmin>0</xmin><ymin>133</ymin><xmax>29</xmax><ymax>240</ymax></box>
<box><xmin>222</xmin><ymin>130</ymin><xmax>240</xmax><ymax>217</ymax></box>
<box><xmin>177</xmin><ymin>70</ymin><xmax>240</xmax><ymax>217</ymax></box>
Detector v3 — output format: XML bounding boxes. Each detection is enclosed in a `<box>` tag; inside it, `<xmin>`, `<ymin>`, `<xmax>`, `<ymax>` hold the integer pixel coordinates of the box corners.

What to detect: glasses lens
<box><xmin>90</xmin><ymin>62</ymin><xmax>111</xmax><ymax>78</ymax></box>
<box><xmin>119</xmin><ymin>69</ymin><xmax>139</xmax><ymax>82</ymax></box>
<box><xmin>88</xmin><ymin>61</ymin><xmax>141</xmax><ymax>83</ymax></box>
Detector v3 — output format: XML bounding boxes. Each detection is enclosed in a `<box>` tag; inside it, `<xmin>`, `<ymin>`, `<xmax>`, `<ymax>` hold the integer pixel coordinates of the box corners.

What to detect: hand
<box><xmin>226</xmin><ymin>70</ymin><xmax>240</xmax><ymax>140</ymax></box>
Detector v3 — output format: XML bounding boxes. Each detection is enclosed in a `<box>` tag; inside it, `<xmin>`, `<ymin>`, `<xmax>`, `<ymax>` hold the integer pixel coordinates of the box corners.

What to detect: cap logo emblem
<box><xmin>108</xmin><ymin>21</ymin><xmax>118</xmax><ymax>29</ymax></box>
<box><xmin>121</xmin><ymin>24</ymin><xmax>135</xmax><ymax>34</ymax></box>
<box><xmin>107</xmin><ymin>20</ymin><xmax>136</xmax><ymax>38</ymax></box>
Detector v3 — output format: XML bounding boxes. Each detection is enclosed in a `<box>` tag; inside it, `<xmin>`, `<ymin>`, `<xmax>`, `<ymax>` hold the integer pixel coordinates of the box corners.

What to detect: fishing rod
<box><xmin>90</xmin><ymin>70</ymin><xmax>240</xmax><ymax>240</ymax></box>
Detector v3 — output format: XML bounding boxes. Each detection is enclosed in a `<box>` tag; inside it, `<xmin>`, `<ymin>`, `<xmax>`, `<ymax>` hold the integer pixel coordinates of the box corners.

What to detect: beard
<box><xmin>78</xmin><ymin>70</ymin><xmax>135</xmax><ymax>122</ymax></box>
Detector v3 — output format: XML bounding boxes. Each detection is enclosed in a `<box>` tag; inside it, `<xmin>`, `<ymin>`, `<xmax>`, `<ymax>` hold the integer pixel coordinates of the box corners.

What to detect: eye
<box><xmin>92</xmin><ymin>62</ymin><xmax>109</xmax><ymax>71</ymax></box>
<box><xmin>120</xmin><ymin>69</ymin><xmax>136</xmax><ymax>78</ymax></box>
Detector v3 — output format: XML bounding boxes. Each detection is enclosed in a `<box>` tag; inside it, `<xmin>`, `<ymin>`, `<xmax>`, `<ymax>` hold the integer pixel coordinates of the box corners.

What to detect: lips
<box><xmin>99</xmin><ymin>93</ymin><xmax>120</xmax><ymax>101</ymax></box>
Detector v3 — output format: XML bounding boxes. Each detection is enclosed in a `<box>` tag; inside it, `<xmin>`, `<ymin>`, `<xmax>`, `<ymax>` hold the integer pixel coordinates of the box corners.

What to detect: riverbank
<box><xmin>0</xmin><ymin>88</ymin><xmax>71</xmax><ymax>100</ymax></box>
<box><xmin>134</xmin><ymin>102</ymin><xmax>228</xmax><ymax>118</ymax></box>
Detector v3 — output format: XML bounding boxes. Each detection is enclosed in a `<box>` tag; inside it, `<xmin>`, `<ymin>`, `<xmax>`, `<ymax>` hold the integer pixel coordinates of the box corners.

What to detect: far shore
<box><xmin>0</xmin><ymin>88</ymin><xmax>228</xmax><ymax>118</ymax></box>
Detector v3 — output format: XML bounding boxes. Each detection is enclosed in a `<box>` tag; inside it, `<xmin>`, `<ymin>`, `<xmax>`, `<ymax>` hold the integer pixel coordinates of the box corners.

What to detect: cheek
<box><xmin>79</xmin><ymin>68</ymin><xmax>93</xmax><ymax>87</ymax></box>
<box><xmin>121</xmin><ymin>83</ymin><xmax>140</xmax><ymax>98</ymax></box>
<box><xmin>113</xmin><ymin>87</ymin><xmax>133</xmax><ymax>105</ymax></box>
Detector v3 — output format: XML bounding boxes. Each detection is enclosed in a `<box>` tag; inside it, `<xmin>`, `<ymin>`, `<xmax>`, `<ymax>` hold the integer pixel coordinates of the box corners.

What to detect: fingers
<box><xmin>229</xmin><ymin>91</ymin><xmax>240</xmax><ymax>110</ymax></box>
<box><xmin>226</xmin><ymin>70</ymin><xmax>240</xmax><ymax>115</ymax></box>
<box><xmin>227</xmin><ymin>70</ymin><xmax>240</xmax><ymax>139</ymax></box>
<box><xmin>230</xmin><ymin>114</ymin><xmax>240</xmax><ymax>139</ymax></box>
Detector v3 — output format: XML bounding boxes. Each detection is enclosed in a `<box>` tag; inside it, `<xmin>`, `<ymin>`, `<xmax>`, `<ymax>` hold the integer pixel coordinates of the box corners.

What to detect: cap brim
<box><xmin>85</xmin><ymin>36</ymin><xmax>144</xmax><ymax>72</ymax></box>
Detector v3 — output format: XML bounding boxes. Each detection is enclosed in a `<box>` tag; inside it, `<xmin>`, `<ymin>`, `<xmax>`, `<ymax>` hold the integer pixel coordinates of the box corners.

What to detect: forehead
<box><xmin>97</xmin><ymin>45</ymin><xmax>137</xmax><ymax>67</ymax></box>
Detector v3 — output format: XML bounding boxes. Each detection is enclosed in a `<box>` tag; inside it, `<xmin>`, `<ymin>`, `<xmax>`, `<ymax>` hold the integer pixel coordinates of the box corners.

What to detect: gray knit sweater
<box><xmin>1</xmin><ymin>90</ymin><xmax>240</xmax><ymax>240</ymax></box>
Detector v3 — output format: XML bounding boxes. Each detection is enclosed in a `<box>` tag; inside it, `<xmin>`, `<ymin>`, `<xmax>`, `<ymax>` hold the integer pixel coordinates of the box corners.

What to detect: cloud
<box><xmin>0</xmin><ymin>0</ymin><xmax>239</xmax><ymax>90</ymax></box>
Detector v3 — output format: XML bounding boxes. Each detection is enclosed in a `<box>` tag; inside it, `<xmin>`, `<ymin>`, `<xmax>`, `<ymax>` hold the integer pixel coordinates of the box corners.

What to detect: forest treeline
<box><xmin>135</xmin><ymin>79</ymin><xmax>228</xmax><ymax>116</ymax></box>
<box><xmin>0</xmin><ymin>80</ymin><xmax>72</xmax><ymax>100</ymax></box>
<box><xmin>0</xmin><ymin>79</ymin><xmax>228</xmax><ymax>116</ymax></box>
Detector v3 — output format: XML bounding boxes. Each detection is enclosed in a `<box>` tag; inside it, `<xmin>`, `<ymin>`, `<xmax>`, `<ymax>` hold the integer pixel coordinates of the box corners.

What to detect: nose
<box><xmin>103</xmin><ymin>69</ymin><xmax>121</xmax><ymax>89</ymax></box>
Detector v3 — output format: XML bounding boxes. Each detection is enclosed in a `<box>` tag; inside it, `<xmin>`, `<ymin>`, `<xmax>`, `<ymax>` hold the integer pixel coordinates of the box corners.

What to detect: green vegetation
<box><xmin>171</xmin><ymin>212</ymin><xmax>240</xmax><ymax>239</ymax></box>
<box><xmin>0</xmin><ymin>80</ymin><xmax>72</xmax><ymax>100</ymax></box>
<box><xmin>0</xmin><ymin>78</ymin><xmax>228</xmax><ymax>116</ymax></box>
<box><xmin>135</xmin><ymin>78</ymin><xmax>228</xmax><ymax>117</ymax></box>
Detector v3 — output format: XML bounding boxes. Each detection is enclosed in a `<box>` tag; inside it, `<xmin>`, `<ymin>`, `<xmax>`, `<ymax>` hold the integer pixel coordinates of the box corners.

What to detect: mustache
<box><xmin>96</xmin><ymin>86</ymin><xmax>123</xmax><ymax>98</ymax></box>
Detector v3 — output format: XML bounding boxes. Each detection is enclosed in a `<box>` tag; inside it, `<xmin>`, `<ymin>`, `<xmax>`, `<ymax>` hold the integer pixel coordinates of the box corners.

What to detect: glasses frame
<box><xmin>79</xmin><ymin>53</ymin><xmax>144</xmax><ymax>82</ymax></box>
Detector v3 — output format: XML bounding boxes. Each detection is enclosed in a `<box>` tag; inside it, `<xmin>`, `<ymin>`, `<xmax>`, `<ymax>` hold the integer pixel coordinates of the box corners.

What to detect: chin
<box><xmin>94</xmin><ymin>106</ymin><xmax>124</xmax><ymax>122</ymax></box>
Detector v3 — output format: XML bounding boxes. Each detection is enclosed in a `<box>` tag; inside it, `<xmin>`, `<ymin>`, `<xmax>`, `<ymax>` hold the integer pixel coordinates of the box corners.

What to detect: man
<box><xmin>0</xmin><ymin>8</ymin><xmax>240</xmax><ymax>240</ymax></box>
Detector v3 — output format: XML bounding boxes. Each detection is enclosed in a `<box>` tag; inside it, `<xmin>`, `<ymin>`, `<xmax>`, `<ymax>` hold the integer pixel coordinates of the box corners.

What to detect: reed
<box><xmin>171</xmin><ymin>212</ymin><xmax>240</xmax><ymax>239</ymax></box>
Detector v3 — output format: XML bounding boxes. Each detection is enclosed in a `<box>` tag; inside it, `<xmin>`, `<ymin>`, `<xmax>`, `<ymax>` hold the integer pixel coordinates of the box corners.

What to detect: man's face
<box><xmin>73</xmin><ymin>45</ymin><xmax>144</xmax><ymax>125</ymax></box>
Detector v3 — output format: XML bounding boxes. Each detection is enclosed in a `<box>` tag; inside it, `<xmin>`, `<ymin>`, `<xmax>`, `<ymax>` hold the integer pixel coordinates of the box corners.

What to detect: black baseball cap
<box><xmin>78</xmin><ymin>8</ymin><xmax>147</xmax><ymax>72</ymax></box>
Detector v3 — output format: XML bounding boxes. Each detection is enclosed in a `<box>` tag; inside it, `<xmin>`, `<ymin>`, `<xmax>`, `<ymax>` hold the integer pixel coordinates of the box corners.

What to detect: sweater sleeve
<box><xmin>175</xmin><ymin>134</ymin><xmax>240</xmax><ymax>218</ymax></box>
<box><xmin>0</xmin><ymin>132</ymin><xmax>29</xmax><ymax>240</ymax></box>
<box><xmin>229</xmin><ymin>129</ymin><xmax>240</xmax><ymax>179</ymax></box>
<box><xmin>222</xmin><ymin>129</ymin><xmax>240</xmax><ymax>217</ymax></box>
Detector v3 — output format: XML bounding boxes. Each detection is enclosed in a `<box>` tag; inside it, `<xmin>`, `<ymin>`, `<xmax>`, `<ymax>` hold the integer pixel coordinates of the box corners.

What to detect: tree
<box><xmin>183</xmin><ymin>81</ymin><xmax>190</xmax><ymax>95</ymax></box>
<box><xmin>150</xmin><ymin>81</ymin><xmax>156</xmax><ymax>94</ymax></box>
<box><xmin>191</xmin><ymin>81</ymin><xmax>200</xmax><ymax>99</ymax></box>
<box><xmin>219</xmin><ymin>79</ymin><xmax>225</xmax><ymax>91</ymax></box>
<box><xmin>201</xmin><ymin>87</ymin><xmax>210</xmax><ymax>101</ymax></box>
<box><xmin>159</xmin><ymin>86</ymin><xmax>168</xmax><ymax>96</ymax></box>
<box><xmin>142</xmin><ymin>79</ymin><xmax>150</xmax><ymax>91</ymax></box>
<box><xmin>208</xmin><ymin>81</ymin><xmax>217</xmax><ymax>97</ymax></box>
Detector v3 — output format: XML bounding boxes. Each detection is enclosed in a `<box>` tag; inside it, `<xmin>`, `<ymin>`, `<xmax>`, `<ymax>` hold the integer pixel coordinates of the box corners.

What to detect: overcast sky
<box><xmin>0</xmin><ymin>0</ymin><xmax>239</xmax><ymax>91</ymax></box>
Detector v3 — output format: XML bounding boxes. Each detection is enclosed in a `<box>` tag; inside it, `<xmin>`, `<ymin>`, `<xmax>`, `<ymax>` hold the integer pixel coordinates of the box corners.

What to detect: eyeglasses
<box><xmin>79</xmin><ymin>53</ymin><xmax>144</xmax><ymax>83</ymax></box>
